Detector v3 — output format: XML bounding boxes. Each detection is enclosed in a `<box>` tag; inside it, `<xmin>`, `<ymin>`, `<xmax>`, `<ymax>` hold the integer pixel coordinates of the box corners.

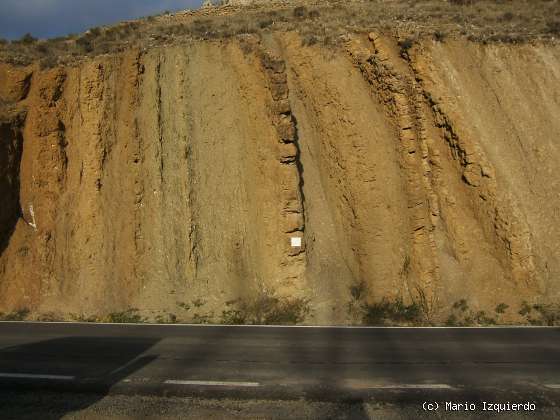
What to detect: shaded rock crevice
<box><xmin>0</xmin><ymin>108</ymin><xmax>26</xmax><ymax>253</ymax></box>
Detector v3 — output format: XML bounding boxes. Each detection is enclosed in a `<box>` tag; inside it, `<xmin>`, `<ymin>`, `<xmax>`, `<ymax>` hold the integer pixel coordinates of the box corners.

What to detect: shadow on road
<box><xmin>1</xmin><ymin>324</ymin><xmax>559</xmax><ymax>418</ymax></box>
<box><xmin>0</xmin><ymin>335</ymin><xmax>159</xmax><ymax>419</ymax></box>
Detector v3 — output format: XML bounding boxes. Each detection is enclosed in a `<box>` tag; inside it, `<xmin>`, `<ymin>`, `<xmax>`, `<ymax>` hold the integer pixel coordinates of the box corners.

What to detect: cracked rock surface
<box><xmin>0</xmin><ymin>30</ymin><xmax>559</xmax><ymax>324</ymax></box>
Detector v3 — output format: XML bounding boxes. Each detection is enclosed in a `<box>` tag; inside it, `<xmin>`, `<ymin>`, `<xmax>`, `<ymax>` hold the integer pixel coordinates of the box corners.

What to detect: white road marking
<box><xmin>0</xmin><ymin>373</ymin><xmax>74</xmax><ymax>381</ymax></box>
<box><xmin>165</xmin><ymin>379</ymin><xmax>260</xmax><ymax>387</ymax></box>
<box><xmin>544</xmin><ymin>384</ymin><xmax>560</xmax><ymax>389</ymax></box>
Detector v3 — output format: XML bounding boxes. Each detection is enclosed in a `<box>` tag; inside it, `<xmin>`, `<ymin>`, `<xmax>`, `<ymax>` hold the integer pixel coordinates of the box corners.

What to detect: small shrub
<box><xmin>192</xmin><ymin>298</ymin><xmax>205</xmax><ymax>308</ymax></box>
<box><xmin>398</xmin><ymin>37</ymin><xmax>414</xmax><ymax>54</ymax></box>
<box><xmin>221</xmin><ymin>294</ymin><xmax>310</xmax><ymax>325</ymax></box>
<box><xmin>178</xmin><ymin>302</ymin><xmax>191</xmax><ymax>311</ymax></box>
<box><xmin>447</xmin><ymin>300</ymin><xmax>497</xmax><ymax>326</ymax></box>
<box><xmin>70</xmin><ymin>313</ymin><xmax>98</xmax><ymax>323</ymax></box>
<box><xmin>488</xmin><ymin>34</ymin><xmax>522</xmax><ymax>44</ymax></box>
<box><xmin>36</xmin><ymin>312</ymin><xmax>62</xmax><ymax>322</ymax></box>
<box><xmin>547</xmin><ymin>20</ymin><xmax>560</xmax><ymax>36</ymax></box>
<box><xmin>519</xmin><ymin>301</ymin><xmax>532</xmax><ymax>316</ymax></box>
<box><xmin>221</xmin><ymin>307</ymin><xmax>246</xmax><ymax>325</ymax></box>
<box><xmin>155</xmin><ymin>313</ymin><xmax>178</xmax><ymax>324</ymax></box>
<box><xmin>35</xmin><ymin>43</ymin><xmax>49</xmax><ymax>54</ymax></box>
<box><xmin>434</xmin><ymin>30</ymin><xmax>447</xmax><ymax>42</ymax></box>
<box><xmin>293</xmin><ymin>6</ymin><xmax>308</xmax><ymax>19</ymax></box>
<box><xmin>91</xmin><ymin>41</ymin><xmax>112</xmax><ymax>55</ymax></box>
<box><xmin>521</xmin><ymin>303</ymin><xmax>560</xmax><ymax>326</ymax></box>
<box><xmin>449</xmin><ymin>0</ymin><xmax>477</xmax><ymax>5</ymax></box>
<box><xmin>445</xmin><ymin>313</ymin><xmax>459</xmax><ymax>326</ymax></box>
<box><xmin>350</xmin><ymin>281</ymin><xmax>366</xmax><ymax>301</ymax></box>
<box><xmin>238</xmin><ymin>39</ymin><xmax>254</xmax><ymax>55</ymax></box>
<box><xmin>192</xmin><ymin>313</ymin><xmax>213</xmax><ymax>324</ymax></box>
<box><xmin>233</xmin><ymin>23</ymin><xmax>257</xmax><ymax>36</ymax></box>
<box><xmin>473</xmin><ymin>310</ymin><xmax>496</xmax><ymax>326</ymax></box>
<box><xmin>258</xmin><ymin>19</ymin><xmax>273</xmax><ymax>29</ymax></box>
<box><xmin>452</xmin><ymin>299</ymin><xmax>469</xmax><ymax>312</ymax></box>
<box><xmin>308</xmin><ymin>9</ymin><xmax>321</xmax><ymax>19</ymax></box>
<box><xmin>362</xmin><ymin>299</ymin><xmax>423</xmax><ymax>326</ymax></box>
<box><xmin>118</xmin><ymin>23</ymin><xmax>133</xmax><ymax>37</ymax></box>
<box><xmin>19</xmin><ymin>33</ymin><xmax>37</xmax><ymax>45</ymax></box>
<box><xmin>105</xmin><ymin>309</ymin><xmax>143</xmax><ymax>323</ymax></box>
<box><xmin>498</xmin><ymin>12</ymin><xmax>515</xmax><ymax>22</ymax></box>
<box><xmin>301</xmin><ymin>34</ymin><xmax>319</xmax><ymax>46</ymax></box>
<box><xmin>495</xmin><ymin>303</ymin><xmax>509</xmax><ymax>314</ymax></box>
<box><xmin>192</xmin><ymin>19</ymin><xmax>211</xmax><ymax>37</ymax></box>
<box><xmin>260</xmin><ymin>296</ymin><xmax>309</xmax><ymax>324</ymax></box>
<box><xmin>0</xmin><ymin>308</ymin><xmax>30</xmax><ymax>321</ymax></box>
<box><xmin>76</xmin><ymin>36</ymin><xmax>93</xmax><ymax>53</ymax></box>
<box><xmin>89</xmin><ymin>27</ymin><xmax>102</xmax><ymax>37</ymax></box>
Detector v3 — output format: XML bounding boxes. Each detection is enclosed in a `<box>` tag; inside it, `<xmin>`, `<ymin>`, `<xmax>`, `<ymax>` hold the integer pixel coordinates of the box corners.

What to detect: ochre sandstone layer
<box><xmin>1</xmin><ymin>32</ymin><xmax>559</xmax><ymax>324</ymax></box>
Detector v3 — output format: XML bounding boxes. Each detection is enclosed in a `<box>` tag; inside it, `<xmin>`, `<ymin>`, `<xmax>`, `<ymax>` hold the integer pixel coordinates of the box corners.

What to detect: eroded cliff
<box><xmin>1</xmin><ymin>1</ymin><xmax>559</xmax><ymax>325</ymax></box>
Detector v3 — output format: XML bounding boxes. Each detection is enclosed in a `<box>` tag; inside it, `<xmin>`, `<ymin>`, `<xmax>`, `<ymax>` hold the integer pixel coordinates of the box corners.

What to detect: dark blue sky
<box><xmin>0</xmin><ymin>0</ymin><xmax>204</xmax><ymax>40</ymax></box>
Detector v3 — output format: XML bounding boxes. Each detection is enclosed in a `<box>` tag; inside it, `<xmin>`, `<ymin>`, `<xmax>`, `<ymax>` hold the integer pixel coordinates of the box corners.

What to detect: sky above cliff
<box><xmin>0</xmin><ymin>0</ymin><xmax>204</xmax><ymax>40</ymax></box>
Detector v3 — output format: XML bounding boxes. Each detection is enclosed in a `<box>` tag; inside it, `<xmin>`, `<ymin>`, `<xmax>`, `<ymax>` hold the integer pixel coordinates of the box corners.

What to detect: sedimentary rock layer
<box><xmin>0</xmin><ymin>34</ymin><xmax>558</xmax><ymax>324</ymax></box>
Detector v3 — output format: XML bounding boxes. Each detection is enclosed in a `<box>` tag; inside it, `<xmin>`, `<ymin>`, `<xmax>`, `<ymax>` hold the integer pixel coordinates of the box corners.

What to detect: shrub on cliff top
<box><xmin>449</xmin><ymin>0</ymin><xmax>477</xmax><ymax>5</ymax></box>
<box><xmin>19</xmin><ymin>33</ymin><xmax>37</xmax><ymax>45</ymax></box>
<box><xmin>547</xmin><ymin>20</ymin><xmax>560</xmax><ymax>36</ymax></box>
<box><xmin>293</xmin><ymin>6</ymin><xmax>308</xmax><ymax>19</ymax></box>
<box><xmin>398</xmin><ymin>37</ymin><xmax>415</xmax><ymax>53</ymax></box>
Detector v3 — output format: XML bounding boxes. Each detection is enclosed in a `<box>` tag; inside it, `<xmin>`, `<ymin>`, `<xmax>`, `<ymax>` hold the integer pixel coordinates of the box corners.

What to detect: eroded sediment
<box><xmin>0</xmin><ymin>31</ymin><xmax>558</xmax><ymax>324</ymax></box>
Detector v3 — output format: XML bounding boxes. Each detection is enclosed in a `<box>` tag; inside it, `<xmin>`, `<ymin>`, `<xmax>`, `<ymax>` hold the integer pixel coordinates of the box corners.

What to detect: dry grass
<box><xmin>0</xmin><ymin>0</ymin><xmax>558</xmax><ymax>68</ymax></box>
<box><xmin>221</xmin><ymin>293</ymin><xmax>310</xmax><ymax>325</ymax></box>
<box><xmin>0</xmin><ymin>308</ymin><xmax>30</xmax><ymax>321</ymax></box>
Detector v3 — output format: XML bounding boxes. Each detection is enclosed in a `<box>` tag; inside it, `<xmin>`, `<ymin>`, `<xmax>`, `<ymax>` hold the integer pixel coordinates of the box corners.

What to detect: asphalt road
<box><xmin>0</xmin><ymin>322</ymin><xmax>558</xmax><ymax>405</ymax></box>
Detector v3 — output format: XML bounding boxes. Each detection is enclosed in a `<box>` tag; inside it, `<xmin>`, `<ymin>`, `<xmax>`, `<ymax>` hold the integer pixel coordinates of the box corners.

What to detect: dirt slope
<box><xmin>1</xmin><ymin>3</ymin><xmax>559</xmax><ymax>325</ymax></box>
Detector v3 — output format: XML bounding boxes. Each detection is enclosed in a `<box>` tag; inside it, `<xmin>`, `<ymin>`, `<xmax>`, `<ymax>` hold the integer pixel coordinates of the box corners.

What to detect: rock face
<box><xmin>0</xmin><ymin>33</ymin><xmax>559</xmax><ymax>324</ymax></box>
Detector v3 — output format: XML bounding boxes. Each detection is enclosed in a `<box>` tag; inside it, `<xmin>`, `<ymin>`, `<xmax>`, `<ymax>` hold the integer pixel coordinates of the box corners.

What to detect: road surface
<box><xmin>0</xmin><ymin>322</ymin><xmax>558</xmax><ymax>405</ymax></box>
